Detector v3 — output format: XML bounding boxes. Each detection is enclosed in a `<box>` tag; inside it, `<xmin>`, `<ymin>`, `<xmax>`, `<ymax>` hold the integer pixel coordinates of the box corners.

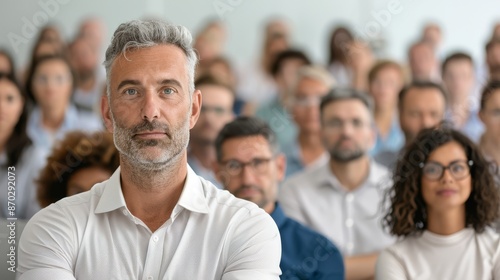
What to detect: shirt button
<box><xmin>153</xmin><ymin>235</ymin><xmax>159</xmax><ymax>242</ymax></box>
<box><xmin>346</xmin><ymin>193</ymin><xmax>354</xmax><ymax>202</ymax></box>
<box><xmin>147</xmin><ymin>276</ymin><xmax>153</xmax><ymax>280</ymax></box>
<box><xmin>122</xmin><ymin>210</ymin><xmax>128</xmax><ymax>216</ymax></box>
<box><xmin>345</xmin><ymin>218</ymin><xmax>354</xmax><ymax>228</ymax></box>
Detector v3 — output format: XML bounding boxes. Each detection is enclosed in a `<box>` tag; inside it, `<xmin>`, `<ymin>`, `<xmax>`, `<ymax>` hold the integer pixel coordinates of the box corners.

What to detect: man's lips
<box><xmin>134</xmin><ymin>131</ymin><xmax>168</xmax><ymax>139</ymax></box>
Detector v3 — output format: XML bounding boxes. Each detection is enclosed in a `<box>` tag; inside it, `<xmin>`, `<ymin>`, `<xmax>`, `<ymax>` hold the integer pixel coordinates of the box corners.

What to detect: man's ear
<box><xmin>190</xmin><ymin>89</ymin><xmax>202</xmax><ymax>129</ymax></box>
<box><xmin>101</xmin><ymin>94</ymin><xmax>114</xmax><ymax>133</ymax></box>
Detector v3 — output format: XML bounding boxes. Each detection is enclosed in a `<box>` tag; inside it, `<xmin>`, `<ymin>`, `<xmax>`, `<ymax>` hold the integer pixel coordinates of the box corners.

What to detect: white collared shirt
<box><xmin>278</xmin><ymin>160</ymin><xmax>395</xmax><ymax>256</ymax></box>
<box><xmin>18</xmin><ymin>166</ymin><xmax>281</xmax><ymax>280</ymax></box>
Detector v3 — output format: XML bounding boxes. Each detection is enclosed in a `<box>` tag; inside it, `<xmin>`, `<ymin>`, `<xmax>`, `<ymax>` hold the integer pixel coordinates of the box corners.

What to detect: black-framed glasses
<box><xmin>220</xmin><ymin>157</ymin><xmax>273</xmax><ymax>176</ymax></box>
<box><xmin>419</xmin><ymin>160</ymin><xmax>473</xmax><ymax>181</ymax></box>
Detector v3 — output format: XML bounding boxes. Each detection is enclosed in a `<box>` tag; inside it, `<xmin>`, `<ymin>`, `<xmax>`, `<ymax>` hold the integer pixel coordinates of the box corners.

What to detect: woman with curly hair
<box><xmin>376</xmin><ymin>127</ymin><xmax>500</xmax><ymax>279</ymax></box>
<box><xmin>37</xmin><ymin>131</ymin><xmax>119</xmax><ymax>208</ymax></box>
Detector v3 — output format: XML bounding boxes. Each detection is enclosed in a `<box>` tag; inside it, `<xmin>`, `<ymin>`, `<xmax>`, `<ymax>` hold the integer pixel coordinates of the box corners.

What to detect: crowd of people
<box><xmin>1</xmin><ymin>15</ymin><xmax>500</xmax><ymax>279</ymax></box>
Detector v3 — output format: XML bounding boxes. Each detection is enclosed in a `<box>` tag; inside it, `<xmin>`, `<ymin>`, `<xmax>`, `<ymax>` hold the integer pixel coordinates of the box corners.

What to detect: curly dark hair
<box><xmin>37</xmin><ymin>131</ymin><xmax>120</xmax><ymax>207</ymax></box>
<box><xmin>384</xmin><ymin>126</ymin><xmax>500</xmax><ymax>236</ymax></box>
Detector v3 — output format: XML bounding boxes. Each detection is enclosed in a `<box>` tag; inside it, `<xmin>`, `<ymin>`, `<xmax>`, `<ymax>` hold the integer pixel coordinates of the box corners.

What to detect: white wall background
<box><xmin>0</xmin><ymin>0</ymin><xmax>499</xmax><ymax>70</ymax></box>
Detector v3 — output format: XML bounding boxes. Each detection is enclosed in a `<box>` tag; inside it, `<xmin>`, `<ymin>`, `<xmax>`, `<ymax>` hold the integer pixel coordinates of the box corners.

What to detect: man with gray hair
<box><xmin>279</xmin><ymin>88</ymin><xmax>394</xmax><ymax>280</ymax></box>
<box><xmin>18</xmin><ymin>19</ymin><xmax>281</xmax><ymax>279</ymax></box>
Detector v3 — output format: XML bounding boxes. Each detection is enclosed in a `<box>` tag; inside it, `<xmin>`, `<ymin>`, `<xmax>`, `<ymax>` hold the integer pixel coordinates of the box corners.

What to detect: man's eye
<box><xmin>125</xmin><ymin>89</ymin><xmax>137</xmax><ymax>95</ymax></box>
<box><xmin>163</xmin><ymin>88</ymin><xmax>174</xmax><ymax>95</ymax></box>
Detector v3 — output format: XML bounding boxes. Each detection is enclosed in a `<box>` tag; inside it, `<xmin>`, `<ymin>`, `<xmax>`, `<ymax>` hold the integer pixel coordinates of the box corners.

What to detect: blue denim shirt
<box><xmin>271</xmin><ymin>204</ymin><xmax>344</xmax><ymax>280</ymax></box>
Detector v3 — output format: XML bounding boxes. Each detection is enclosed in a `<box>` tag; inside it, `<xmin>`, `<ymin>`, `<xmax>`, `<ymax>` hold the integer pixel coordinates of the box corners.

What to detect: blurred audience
<box><xmin>375</xmin><ymin>82</ymin><xmax>447</xmax><ymax>167</ymax></box>
<box><xmin>421</xmin><ymin>23</ymin><xmax>443</xmax><ymax>57</ymax></box>
<box><xmin>188</xmin><ymin>75</ymin><xmax>235</xmax><ymax>188</ymax></box>
<box><xmin>215</xmin><ymin>116</ymin><xmax>345</xmax><ymax>279</ymax></box>
<box><xmin>69</xmin><ymin>38</ymin><xmax>105</xmax><ymax>113</ymax></box>
<box><xmin>37</xmin><ymin>131</ymin><xmax>119</xmax><ymax>207</ymax></box>
<box><xmin>408</xmin><ymin>41</ymin><xmax>440</xmax><ymax>82</ymax></box>
<box><xmin>486</xmin><ymin>39</ymin><xmax>500</xmax><ymax>81</ymax></box>
<box><xmin>255</xmin><ymin>49</ymin><xmax>311</xmax><ymax>149</ymax></box>
<box><xmin>377</xmin><ymin>127</ymin><xmax>500</xmax><ymax>279</ymax></box>
<box><xmin>0</xmin><ymin>49</ymin><xmax>15</xmax><ymax>77</ymax></box>
<box><xmin>0</xmin><ymin>74</ymin><xmax>45</xmax><ymax>219</ymax></box>
<box><xmin>194</xmin><ymin>20</ymin><xmax>227</xmax><ymax>75</ymax></box>
<box><xmin>367</xmin><ymin>60</ymin><xmax>406</xmax><ymax>156</ymax></box>
<box><xmin>279</xmin><ymin>89</ymin><xmax>394</xmax><ymax>280</ymax></box>
<box><xmin>478</xmin><ymin>80</ymin><xmax>500</xmax><ymax>184</ymax></box>
<box><xmin>237</xmin><ymin>18</ymin><xmax>290</xmax><ymax>105</ymax></box>
<box><xmin>348</xmin><ymin>40</ymin><xmax>374</xmax><ymax>92</ymax></box>
<box><xmin>282</xmin><ymin>65</ymin><xmax>333</xmax><ymax>177</ymax></box>
<box><xmin>442</xmin><ymin>52</ymin><xmax>484</xmax><ymax>142</ymax></box>
<box><xmin>327</xmin><ymin>26</ymin><xmax>355</xmax><ymax>87</ymax></box>
<box><xmin>25</xmin><ymin>54</ymin><xmax>102</xmax><ymax>155</ymax></box>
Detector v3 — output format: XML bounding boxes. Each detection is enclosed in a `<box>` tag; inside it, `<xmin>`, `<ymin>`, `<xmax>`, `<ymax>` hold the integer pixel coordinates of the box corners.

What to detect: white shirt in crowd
<box><xmin>0</xmin><ymin>145</ymin><xmax>45</xmax><ymax>219</ymax></box>
<box><xmin>278</xmin><ymin>160</ymin><xmax>394</xmax><ymax>256</ymax></box>
<box><xmin>376</xmin><ymin>227</ymin><xmax>500</xmax><ymax>280</ymax></box>
<box><xmin>18</xmin><ymin>166</ymin><xmax>282</xmax><ymax>280</ymax></box>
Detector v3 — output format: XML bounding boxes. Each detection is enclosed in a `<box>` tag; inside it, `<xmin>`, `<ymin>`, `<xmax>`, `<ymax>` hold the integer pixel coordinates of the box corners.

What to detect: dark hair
<box><xmin>270</xmin><ymin>49</ymin><xmax>311</xmax><ymax>77</ymax></box>
<box><xmin>25</xmin><ymin>54</ymin><xmax>76</xmax><ymax>105</ymax></box>
<box><xmin>441</xmin><ymin>52</ymin><xmax>474</xmax><ymax>75</ymax></box>
<box><xmin>194</xmin><ymin>74</ymin><xmax>235</xmax><ymax>98</ymax></box>
<box><xmin>328</xmin><ymin>26</ymin><xmax>354</xmax><ymax>65</ymax></box>
<box><xmin>320</xmin><ymin>88</ymin><xmax>374</xmax><ymax>117</ymax></box>
<box><xmin>0</xmin><ymin>49</ymin><xmax>16</xmax><ymax>76</ymax></box>
<box><xmin>0</xmin><ymin>74</ymin><xmax>32</xmax><ymax>167</ymax></box>
<box><xmin>398</xmin><ymin>81</ymin><xmax>447</xmax><ymax>111</ymax></box>
<box><xmin>480</xmin><ymin>80</ymin><xmax>500</xmax><ymax>111</ymax></box>
<box><xmin>384</xmin><ymin>126</ymin><xmax>499</xmax><ymax>236</ymax></box>
<box><xmin>37</xmin><ymin>131</ymin><xmax>119</xmax><ymax>207</ymax></box>
<box><xmin>215</xmin><ymin>116</ymin><xmax>279</xmax><ymax>162</ymax></box>
<box><xmin>368</xmin><ymin>60</ymin><xmax>405</xmax><ymax>85</ymax></box>
<box><xmin>486</xmin><ymin>38</ymin><xmax>500</xmax><ymax>53</ymax></box>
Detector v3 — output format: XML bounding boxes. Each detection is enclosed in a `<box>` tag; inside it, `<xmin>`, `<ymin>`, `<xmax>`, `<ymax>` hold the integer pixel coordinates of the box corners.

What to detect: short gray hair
<box><xmin>103</xmin><ymin>19</ymin><xmax>198</xmax><ymax>95</ymax></box>
<box><xmin>320</xmin><ymin>88</ymin><xmax>375</xmax><ymax>120</ymax></box>
<box><xmin>295</xmin><ymin>65</ymin><xmax>336</xmax><ymax>91</ymax></box>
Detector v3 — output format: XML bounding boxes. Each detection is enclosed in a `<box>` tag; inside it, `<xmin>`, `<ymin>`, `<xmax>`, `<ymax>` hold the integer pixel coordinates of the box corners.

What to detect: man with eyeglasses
<box><xmin>188</xmin><ymin>75</ymin><xmax>235</xmax><ymax>188</ymax></box>
<box><xmin>279</xmin><ymin>88</ymin><xmax>394</xmax><ymax>280</ymax></box>
<box><xmin>214</xmin><ymin>116</ymin><xmax>344</xmax><ymax>280</ymax></box>
<box><xmin>282</xmin><ymin>65</ymin><xmax>335</xmax><ymax>177</ymax></box>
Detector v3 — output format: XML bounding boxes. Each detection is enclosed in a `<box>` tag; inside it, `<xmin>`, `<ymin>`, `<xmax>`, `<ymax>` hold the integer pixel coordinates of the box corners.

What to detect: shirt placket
<box><xmin>344</xmin><ymin>192</ymin><xmax>355</xmax><ymax>256</ymax></box>
<box><xmin>142</xmin><ymin>226</ymin><xmax>167</xmax><ymax>280</ymax></box>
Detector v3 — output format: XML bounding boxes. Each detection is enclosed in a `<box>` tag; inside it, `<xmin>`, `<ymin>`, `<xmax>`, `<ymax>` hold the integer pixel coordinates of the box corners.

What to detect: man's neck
<box><xmin>41</xmin><ymin>106</ymin><xmax>66</xmax><ymax>132</ymax></box>
<box><xmin>298</xmin><ymin>130</ymin><xmax>325</xmax><ymax>165</ymax></box>
<box><xmin>189</xmin><ymin>141</ymin><xmax>216</xmax><ymax>169</ymax></box>
<box><xmin>329</xmin><ymin>156</ymin><xmax>370</xmax><ymax>191</ymax></box>
<box><xmin>120</xmin><ymin>154</ymin><xmax>188</xmax><ymax>232</ymax></box>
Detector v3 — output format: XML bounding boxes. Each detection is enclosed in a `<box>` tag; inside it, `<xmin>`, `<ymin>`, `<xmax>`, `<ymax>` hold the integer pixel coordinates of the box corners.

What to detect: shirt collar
<box><xmin>317</xmin><ymin>160</ymin><xmax>390</xmax><ymax>192</ymax></box>
<box><xmin>270</xmin><ymin>203</ymin><xmax>287</xmax><ymax>228</ymax></box>
<box><xmin>94</xmin><ymin>165</ymin><xmax>210</xmax><ymax>214</ymax></box>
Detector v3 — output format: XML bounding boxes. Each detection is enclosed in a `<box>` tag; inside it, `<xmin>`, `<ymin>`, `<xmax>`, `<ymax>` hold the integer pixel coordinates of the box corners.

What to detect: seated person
<box><xmin>376</xmin><ymin>127</ymin><xmax>500</xmax><ymax>279</ymax></box>
<box><xmin>37</xmin><ymin>131</ymin><xmax>119</xmax><ymax>207</ymax></box>
<box><xmin>0</xmin><ymin>74</ymin><xmax>45</xmax><ymax>219</ymax></box>
<box><xmin>214</xmin><ymin>116</ymin><xmax>344</xmax><ymax>279</ymax></box>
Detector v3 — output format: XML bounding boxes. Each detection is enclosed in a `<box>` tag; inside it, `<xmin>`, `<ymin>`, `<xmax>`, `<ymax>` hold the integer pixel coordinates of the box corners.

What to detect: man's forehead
<box><xmin>223</xmin><ymin>136</ymin><xmax>272</xmax><ymax>158</ymax></box>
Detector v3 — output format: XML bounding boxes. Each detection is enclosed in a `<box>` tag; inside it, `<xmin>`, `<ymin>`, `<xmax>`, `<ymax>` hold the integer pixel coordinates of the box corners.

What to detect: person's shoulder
<box><xmin>283</xmin><ymin>215</ymin><xmax>337</xmax><ymax>248</ymax></box>
<box><xmin>476</xmin><ymin>227</ymin><xmax>500</xmax><ymax>247</ymax></box>
<box><xmin>282</xmin><ymin>162</ymin><xmax>328</xmax><ymax>189</ymax></box>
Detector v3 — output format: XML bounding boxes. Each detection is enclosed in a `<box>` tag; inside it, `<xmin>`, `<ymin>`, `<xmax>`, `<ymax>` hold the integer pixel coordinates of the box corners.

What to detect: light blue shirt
<box><xmin>370</xmin><ymin>118</ymin><xmax>405</xmax><ymax>157</ymax></box>
<box><xmin>27</xmin><ymin>105</ymin><xmax>103</xmax><ymax>155</ymax></box>
<box><xmin>445</xmin><ymin>109</ymin><xmax>484</xmax><ymax>143</ymax></box>
<box><xmin>255</xmin><ymin>97</ymin><xmax>297</xmax><ymax>150</ymax></box>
